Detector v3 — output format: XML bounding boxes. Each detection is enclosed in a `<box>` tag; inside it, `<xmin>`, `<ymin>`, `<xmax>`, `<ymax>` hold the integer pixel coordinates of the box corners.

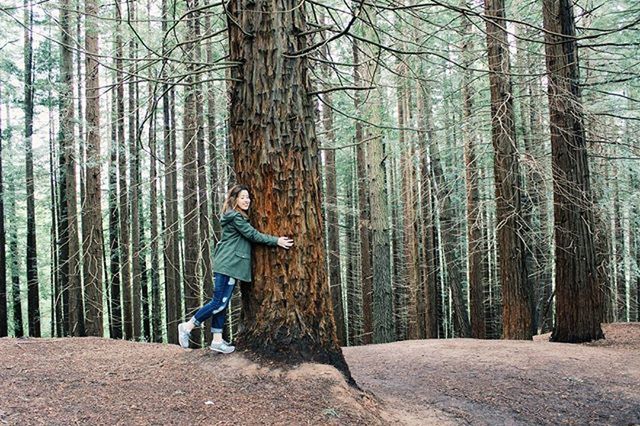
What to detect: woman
<box><xmin>177</xmin><ymin>184</ymin><xmax>293</xmax><ymax>353</ymax></box>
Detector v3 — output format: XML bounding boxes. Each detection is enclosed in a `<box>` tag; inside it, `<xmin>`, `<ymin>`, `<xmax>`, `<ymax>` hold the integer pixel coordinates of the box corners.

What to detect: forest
<box><xmin>0</xmin><ymin>0</ymin><xmax>638</xmax><ymax>356</ymax></box>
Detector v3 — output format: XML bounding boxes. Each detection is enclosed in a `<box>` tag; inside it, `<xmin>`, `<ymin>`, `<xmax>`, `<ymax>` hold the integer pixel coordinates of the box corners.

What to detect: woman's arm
<box><xmin>232</xmin><ymin>213</ymin><xmax>280</xmax><ymax>246</ymax></box>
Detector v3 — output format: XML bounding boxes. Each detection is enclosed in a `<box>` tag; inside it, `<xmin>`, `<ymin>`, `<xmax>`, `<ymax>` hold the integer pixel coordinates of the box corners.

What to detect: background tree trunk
<box><xmin>0</xmin><ymin>87</ymin><xmax>6</xmax><ymax>337</ymax></box>
<box><xmin>485</xmin><ymin>0</ymin><xmax>532</xmax><ymax>340</ymax></box>
<box><xmin>352</xmin><ymin>39</ymin><xmax>373</xmax><ymax>345</ymax></box>
<box><xmin>60</xmin><ymin>0</ymin><xmax>83</xmax><ymax>337</ymax></box>
<box><xmin>543</xmin><ymin>0</ymin><xmax>604</xmax><ymax>343</ymax></box>
<box><xmin>24</xmin><ymin>0</ymin><xmax>40</xmax><ymax>338</ymax></box>
<box><xmin>83</xmin><ymin>0</ymin><xmax>105</xmax><ymax>336</ymax></box>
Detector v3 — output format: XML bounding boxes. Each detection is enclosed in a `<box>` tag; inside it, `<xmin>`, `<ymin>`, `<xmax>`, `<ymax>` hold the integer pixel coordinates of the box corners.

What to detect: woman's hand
<box><xmin>277</xmin><ymin>237</ymin><xmax>294</xmax><ymax>250</ymax></box>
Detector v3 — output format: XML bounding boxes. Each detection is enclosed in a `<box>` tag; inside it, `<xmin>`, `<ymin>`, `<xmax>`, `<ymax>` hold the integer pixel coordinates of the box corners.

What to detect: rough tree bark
<box><xmin>543</xmin><ymin>0</ymin><xmax>604</xmax><ymax>343</ymax></box>
<box><xmin>227</xmin><ymin>0</ymin><xmax>350</xmax><ymax>376</ymax></box>
<box><xmin>83</xmin><ymin>0</ymin><xmax>105</xmax><ymax>336</ymax></box>
<box><xmin>485</xmin><ymin>0</ymin><xmax>532</xmax><ymax>340</ymax></box>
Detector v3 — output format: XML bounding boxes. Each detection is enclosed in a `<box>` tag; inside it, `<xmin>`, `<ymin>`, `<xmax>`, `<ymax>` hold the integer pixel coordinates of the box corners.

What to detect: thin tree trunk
<box><xmin>128</xmin><ymin>0</ymin><xmax>142</xmax><ymax>340</ymax></box>
<box><xmin>543</xmin><ymin>0</ymin><xmax>604</xmax><ymax>343</ymax></box>
<box><xmin>461</xmin><ymin>8</ymin><xmax>486</xmax><ymax>339</ymax></box>
<box><xmin>59</xmin><ymin>0</ymin><xmax>82</xmax><ymax>337</ymax></box>
<box><xmin>182</xmin><ymin>0</ymin><xmax>202</xmax><ymax>348</ymax></box>
<box><xmin>8</xmin><ymin>169</ymin><xmax>23</xmax><ymax>338</ymax></box>
<box><xmin>352</xmin><ymin>39</ymin><xmax>373</xmax><ymax>345</ymax></box>
<box><xmin>161</xmin><ymin>0</ymin><xmax>180</xmax><ymax>344</ymax></box>
<box><xmin>109</xmin><ymin>84</ymin><xmax>122</xmax><ymax>339</ymax></box>
<box><xmin>205</xmin><ymin>10</ymin><xmax>220</xmax><ymax>241</ymax></box>
<box><xmin>485</xmin><ymin>0</ymin><xmax>532</xmax><ymax>340</ymax></box>
<box><xmin>345</xmin><ymin>155</ymin><xmax>362</xmax><ymax>345</ymax></box>
<box><xmin>83</xmin><ymin>0</ymin><xmax>105</xmax><ymax>336</ymax></box>
<box><xmin>0</xmin><ymin>86</ymin><xmax>6</xmax><ymax>337</ymax></box>
<box><xmin>115</xmin><ymin>0</ymin><xmax>131</xmax><ymax>339</ymax></box>
<box><xmin>417</xmin><ymin>81</ymin><xmax>438</xmax><ymax>339</ymax></box>
<box><xmin>24</xmin><ymin>0</ymin><xmax>40</xmax><ymax>338</ymax></box>
<box><xmin>321</xmin><ymin>33</ymin><xmax>345</xmax><ymax>346</ymax></box>
<box><xmin>195</xmin><ymin>5</ymin><xmax>212</xmax><ymax>346</ymax></box>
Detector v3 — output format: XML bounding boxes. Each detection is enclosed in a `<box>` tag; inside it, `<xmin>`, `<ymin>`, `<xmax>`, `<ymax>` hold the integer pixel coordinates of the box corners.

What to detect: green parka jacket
<box><xmin>212</xmin><ymin>210</ymin><xmax>279</xmax><ymax>282</ymax></box>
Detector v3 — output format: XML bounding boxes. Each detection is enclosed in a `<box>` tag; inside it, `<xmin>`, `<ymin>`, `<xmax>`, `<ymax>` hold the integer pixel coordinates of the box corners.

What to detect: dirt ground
<box><xmin>1</xmin><ymin>323</ymin><xmax>639</xmax><ymax>425</ymax></box>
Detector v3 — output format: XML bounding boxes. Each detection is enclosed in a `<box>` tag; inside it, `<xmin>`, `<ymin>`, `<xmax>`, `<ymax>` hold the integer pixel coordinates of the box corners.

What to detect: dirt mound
<box><xmin>0</xmin><ymin>338</ymin><xmax>381</xmax><ymax>425</ymax></box>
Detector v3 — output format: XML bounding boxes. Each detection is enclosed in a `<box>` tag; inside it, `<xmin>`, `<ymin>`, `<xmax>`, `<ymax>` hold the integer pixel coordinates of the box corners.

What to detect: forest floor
<box><xmin>1</xmin><ymin>322</ymin><xmax>639</xmax><ymax>425</ymax></box>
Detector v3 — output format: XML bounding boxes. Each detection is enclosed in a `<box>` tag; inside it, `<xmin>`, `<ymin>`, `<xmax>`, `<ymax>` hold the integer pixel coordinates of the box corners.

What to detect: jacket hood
<box><xmin>220</xmin><ymin>210</ymin><xmax>244</xmax><ymax>226</ymax></box>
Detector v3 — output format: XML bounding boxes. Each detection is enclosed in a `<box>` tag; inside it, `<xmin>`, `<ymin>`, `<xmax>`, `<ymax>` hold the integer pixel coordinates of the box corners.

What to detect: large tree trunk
<box><xmin>227</xmin><ymin>0</ymin><xmax>349</xmax><ymax>375</ymax></box>
<box><xmin>0</xmin><ymin>87</ymin><xmax>6</xmax><ymax>337</ymax></box>
<box><xmin>83</xmin><ymin>0</ymin><xmax>105</xmax><ymax>336</ymax></box>
<box><xmin>24</xmin><ymin>0</ymin><xmax>40</xmax><ymax>338</ymax></box>
<box><xmin>543</xmin><ymin>0</ymin><xmax>604</xmax><ymax>343</ymax></box>
<box><xmin>352</xmin><ymin>39</ymin><xmax>373</xmax><ymax>345</ymax></box>
<box><xmin>485</xmin><ymin>0</ymin><xmax>532</xmax><ymax>340</ymax></box>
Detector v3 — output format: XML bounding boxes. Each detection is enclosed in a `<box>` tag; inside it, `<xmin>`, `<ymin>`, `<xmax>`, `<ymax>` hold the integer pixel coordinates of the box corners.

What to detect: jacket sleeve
<box><xmin>233</xmin><ymin>213</ymin><xmax>279</xmax><ymax>246</ymax></box>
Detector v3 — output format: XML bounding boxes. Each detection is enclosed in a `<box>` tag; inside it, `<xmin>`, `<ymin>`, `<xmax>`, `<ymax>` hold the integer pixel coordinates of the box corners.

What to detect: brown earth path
<box><xmin>343</xmin><ymin>323</ymin><xmax>640</xmax><ymax>425</ymax></box>
<box><xmin>1</xmin><ymin>323</ymin><xmax>638</xmax><ymax>425</ymax></box>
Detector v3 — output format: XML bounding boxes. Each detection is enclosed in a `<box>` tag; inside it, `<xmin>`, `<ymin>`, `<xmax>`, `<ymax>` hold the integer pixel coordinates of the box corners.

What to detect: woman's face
<box><xmin>237</xmin><ymin>190</ymin><xmax>251</xmax><ymax>211</ymax></box>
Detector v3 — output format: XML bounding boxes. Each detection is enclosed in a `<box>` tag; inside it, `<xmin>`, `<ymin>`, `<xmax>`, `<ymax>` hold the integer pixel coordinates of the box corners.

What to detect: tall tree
<box><xmin>60</xmin><ymin>0</ymin><xmax>83</xmax><ymax>337</ymax></box>
<box><xmin>0</xmin><ymin>87</ymin><xmax>6</xmax><ymax>338</ymax></box>
<box><xmin>109</xmin><ymin>84</ymin><xmax>122</xmax><ymax>339</ymax></box>
<box><xmin>115</xmin><ymin>0</ymin><xmax>131</xmax><ymax>339</ymax></box>
<box><xmin>227</xmin><ymin>0</ymin><xmax>350</xmax><ymax>374</ymax></box>
<box><xmin>128</xmin><ymin>0</ymin><xmax>142</xmax><ymax>340</ymax></box>
<box><xmin>543</xmin><ymin>0</ymin><xmax>604</xmax><ymax>343</ymax></box>
<box><xmin>484</xmin><ymin>0</ymin><xmax>532</xmax><ymax>340</ymax></box>
<box><xmin>24</xmin><ymin>0</ymin><xmax>40</xmax><ymax>337</ymax></box>
<box><xmin>361</xmin><ymin>19</ymin><xmax>395</xmax><ymax>344</ymax></box>
<box><xmin>352</xmin><ymin>39</ymin><xmax>373</xmax><ymax>345</ymax></box>
<box><xmin>417</xmin><ymin>80</ymin><xmax>438</xmax><ymax>339</ymax></box>
<box><xmin>83</xmin><ymin>0</ymin><xmax>105</xmax><ymax>336</ymax></box>
<box><xmin>321</xmin><ymin>29</ymin><xmax>345</xmax><ymax>346</ymax></box>
<box><xmin>461</xmin><ymin>6</ymin><xmax>486</xmax><ymax>339</ymax></box>
<box><xmin>161</xmin><ymin>0</ymin><xmax>180</xmax><ymax>344</ymax></box>
<box><xmin>182</xmin><ymin>0</ymin><xmax>202</xmax><ymax>347</ymax></box>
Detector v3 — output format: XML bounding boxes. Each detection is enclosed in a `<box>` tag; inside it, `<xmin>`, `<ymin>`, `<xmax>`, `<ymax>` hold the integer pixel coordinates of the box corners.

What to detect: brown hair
<box><xmin>221</xmin><ymin>184</ymin><xmax>250</xmax><ymax>216</ymax></box>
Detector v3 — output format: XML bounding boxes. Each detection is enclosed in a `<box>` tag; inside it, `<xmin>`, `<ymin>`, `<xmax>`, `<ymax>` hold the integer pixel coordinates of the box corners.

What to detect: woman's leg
<box><xmin>192</xmin><ymin>274</ymin><xmax>234</xmax><ymax>327</ymax></box>
<box><xmin>178</xmin><ymin>273</ymin><xmax>233</xmax><ymax>348</ymax></box>
<box><xmin>210</xmin><ymin>277</ymin><xmax>236</xmax><ymax>337</ymax></box>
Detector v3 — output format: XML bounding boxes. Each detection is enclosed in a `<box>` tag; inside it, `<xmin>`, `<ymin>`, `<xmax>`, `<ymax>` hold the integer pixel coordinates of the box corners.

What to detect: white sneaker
<box><xmin>178</xmin><ymin>323</ymin><xmax>191</xmax><ymax>349</ymax></box>
<box><xmin>210</xmin><ymin>341</ymin><xmax>235</xmax><ymax>354</ymax></box>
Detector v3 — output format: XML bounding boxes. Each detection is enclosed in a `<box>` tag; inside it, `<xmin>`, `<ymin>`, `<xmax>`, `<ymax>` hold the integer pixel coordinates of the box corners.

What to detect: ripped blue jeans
<box><xmin>192</xmin><ymin>273</ymin><xmax>236</xmax><ymax>333</ymax></box>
